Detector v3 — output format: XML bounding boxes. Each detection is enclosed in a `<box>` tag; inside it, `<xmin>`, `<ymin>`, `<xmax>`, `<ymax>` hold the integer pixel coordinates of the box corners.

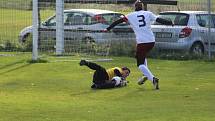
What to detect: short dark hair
<box><xmin>122</xmin><ymin>66</ymin><xmax>131</xmax><ymax>73</ymax></box>
<box><xmin>134</xmin><ymin>0</ymin><xmax>143</xmax><ymax>11</ymax></box>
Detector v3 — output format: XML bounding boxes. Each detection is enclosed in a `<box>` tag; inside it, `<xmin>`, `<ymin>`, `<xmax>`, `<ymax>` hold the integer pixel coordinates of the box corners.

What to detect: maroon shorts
<box><xmin>136</xmin><ymin>42</ymin><xmax>155</xmax><ymax>66</ymax></box>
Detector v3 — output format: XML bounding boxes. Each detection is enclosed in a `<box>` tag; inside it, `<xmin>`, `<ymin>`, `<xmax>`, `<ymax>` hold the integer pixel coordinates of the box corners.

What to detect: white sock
<box><xmin>138</xmin><ymin>64</ymin><xmax>154</xmax><ymax>82</ymax></box>
<box><xmin>144</xmin><ymin>58</ymin><xmax>148</xmax><ymax>67</ymax></box>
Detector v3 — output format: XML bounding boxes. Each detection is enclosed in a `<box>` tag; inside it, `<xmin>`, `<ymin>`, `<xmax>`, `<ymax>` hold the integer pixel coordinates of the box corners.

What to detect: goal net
<box><xmin>31</xmin><ymin>0</ymin><xmax>215</xmax><ymax>61</ymax></box>
<box><xmin>30</xmin><ymin>0</ymin><xmax>137</xmax><ymax>61</ymax></box>
<box><xmin>0</xmin><ymin>0</ymin><xmax>214</xmax><ymax>61</ymax></box>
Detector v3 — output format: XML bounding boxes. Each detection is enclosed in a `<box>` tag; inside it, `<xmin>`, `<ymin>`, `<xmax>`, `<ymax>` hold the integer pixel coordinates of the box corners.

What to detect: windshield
<box><xmin>154</xmin><ymin>13</ymin><xmax>189</xmax><ymax>26</ymax></box>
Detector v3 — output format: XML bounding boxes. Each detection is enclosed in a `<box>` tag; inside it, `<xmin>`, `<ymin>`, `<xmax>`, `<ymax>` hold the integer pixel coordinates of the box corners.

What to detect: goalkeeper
<box><xmin>79</xmin><ymin>60</ymin><xmax>130</xmax><ymax>89</ymax></box>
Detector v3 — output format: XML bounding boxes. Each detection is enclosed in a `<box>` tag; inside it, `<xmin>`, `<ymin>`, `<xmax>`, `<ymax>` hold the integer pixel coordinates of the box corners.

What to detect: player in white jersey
<box><xmin>105</xmin><ymin>0</ymin><xmax>173</xmax><ymax>90</ymax></box>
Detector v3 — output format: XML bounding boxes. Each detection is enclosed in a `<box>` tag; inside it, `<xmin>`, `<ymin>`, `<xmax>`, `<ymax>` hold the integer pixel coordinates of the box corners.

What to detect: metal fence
<box><xmin>0</xmin><ymin>0</ymin><xmax>214</xmax><ymax>59</ymax></box>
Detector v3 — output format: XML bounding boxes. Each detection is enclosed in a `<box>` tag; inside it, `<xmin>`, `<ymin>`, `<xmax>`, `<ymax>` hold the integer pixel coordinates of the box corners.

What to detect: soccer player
<box><xmin>105</xmin><ymin>0</ymin><xmax>174</xmax><ymax>90</ymax></box>
<box><xmin>79</xmin><ymin>60</ymin><xmax>130</xmax><ymax>89</ymax></box>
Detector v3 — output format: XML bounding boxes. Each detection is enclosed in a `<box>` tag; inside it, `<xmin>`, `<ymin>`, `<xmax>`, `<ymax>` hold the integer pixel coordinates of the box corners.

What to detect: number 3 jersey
<box><xmin>124</xmin><ymin>10</ymin><xmax>157</xmax><ymax>44</ymax></box>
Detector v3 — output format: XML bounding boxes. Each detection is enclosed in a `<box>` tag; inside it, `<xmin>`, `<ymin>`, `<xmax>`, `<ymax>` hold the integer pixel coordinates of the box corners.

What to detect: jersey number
<box><xmin>137</xmin><ymin>15</ymin><xmax>146</xmax><ymax>27</ymax></box>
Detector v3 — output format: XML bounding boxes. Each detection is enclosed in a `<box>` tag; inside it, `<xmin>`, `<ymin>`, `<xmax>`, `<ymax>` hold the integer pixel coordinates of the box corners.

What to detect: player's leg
<box><xmin>80</xmin><ymin>60</ymin><xmax>109</xmax><ymax>88</ymax></box>
<box><xmin>137</xmin><ymin>75</ymin><xmax>148</xmax><ymax>85</ymax></box>
<box><xmin>79</xmin><ymin>60</ymin><xmax>103</xmax><ymax>70</ymax></box>
<box><xmin>136</xmin><ymin>43</ymin><xmax>154</xmax><ymax>81</ymax></box>
<box><xmin>138</xmin><ymin>63</ymin><xmax>159</xmax><ymax>89</ymax></box>
<box><xmin>137</xmin><ymin>58</ymin><xmax>150</xmax><ymax>85</ymax></box>
<box><xmin>138</xmin><ymin>61</ymin><xmax>154</xmax><ymax>81</ymax></box>
<box><xmin>90</xmin><ymin>71</ymin><xmax>110</xmax><ymax>89</ymax></box>
<box><xmin>80</xmin><ymin>60</ymin><xmax>108</xmax><ymax>83</ymax></box>
<box><xmin>136</xmin><ymin>43</ymin><xmax>159</xmax><ymax>89</ymax></box>
<box><xmin>144</xmin><ymin>58</ymin><xmax>148</xmax><ymax>67</ymax></box>
<box><xmin>93</xmin><ymin>68</ymin><xmax>109</xmax><ymax>84</ymax></box>
<box><xmin>153</xmin><ymin>77</ymin><xmax>159</xmax><ymax>90</ymax></box>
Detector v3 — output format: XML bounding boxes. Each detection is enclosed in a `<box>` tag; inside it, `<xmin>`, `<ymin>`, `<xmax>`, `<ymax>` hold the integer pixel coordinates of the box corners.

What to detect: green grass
<box><xmin>0</xmin><ymin>0</ymin><xmax>32</xmax><ymax>10</ymax></box>
<box><xmin>0</xmin><ymin>54</ymin><xmax>215</xmax><ymax>121</ymax></box>
<box><xmin>0</xmin><ymin>8</ymin><xmax>54</xmax><ymax>44</ymax></box>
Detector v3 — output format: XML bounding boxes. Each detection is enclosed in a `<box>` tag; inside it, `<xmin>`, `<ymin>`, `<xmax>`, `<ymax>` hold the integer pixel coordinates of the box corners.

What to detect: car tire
<box><xmin>22</xmin><ymin>33</ymin><xmax>33</xmax><ymax>51</ymax></box>
<box><xmin>22</xmin><ymin>33</ymin><xmax>32</xmax><ymax>42</ymax></box>
<box><xmin>190</xmin><ymin>42</ymin><xmax>204</xmax><ymax>56</ymax></box>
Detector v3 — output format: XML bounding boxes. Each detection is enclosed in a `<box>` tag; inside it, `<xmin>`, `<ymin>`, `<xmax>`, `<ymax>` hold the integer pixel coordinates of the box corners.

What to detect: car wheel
<box><xmin>22</xmin><ymin>33</ymin><xmax>31</xmax><ymax>43</ymax></box>
<box><xmin>22</xmin><ymin>33</ymin><xmax>33</xmax><ymax>51</ymax></box>
<box><xmin>190</xmin><ymin>42</ymin><xmax>204</xmax><ymax>56</ymax></box>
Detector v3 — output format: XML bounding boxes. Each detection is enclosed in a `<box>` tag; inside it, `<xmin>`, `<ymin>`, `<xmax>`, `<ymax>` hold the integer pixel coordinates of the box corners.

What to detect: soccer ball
<box><xmin>112</xmin><ymin>76</ymin><xmax>122</xmax><ymax>86</ymax></box>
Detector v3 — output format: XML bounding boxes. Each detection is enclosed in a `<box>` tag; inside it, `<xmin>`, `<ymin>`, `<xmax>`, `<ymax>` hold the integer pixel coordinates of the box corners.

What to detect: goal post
<box><xmin>56</xmin><ymin>0</ymin><xmax>64</xmax><ymax>55</ymax></box>
<box><xmin>32</xmin><ymin>0</ymin><xmax>39</xmax><ymax>60</ymax></box>
<box><xmin>31</xmin><ymin>0</ymin><xmax>179</xmax><ymax>61</ymax></box>
<box><xmin>32</xmin><ymin>0</ymin><xmax>65</xmax><ymax>60</ymax></box>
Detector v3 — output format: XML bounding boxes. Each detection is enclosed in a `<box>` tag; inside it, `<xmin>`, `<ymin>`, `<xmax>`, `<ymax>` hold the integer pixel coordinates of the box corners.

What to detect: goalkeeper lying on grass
<box><xmin>79</xmin><ymin>60</ymin><xmax>130</xmax><ymax>89</ymax></box>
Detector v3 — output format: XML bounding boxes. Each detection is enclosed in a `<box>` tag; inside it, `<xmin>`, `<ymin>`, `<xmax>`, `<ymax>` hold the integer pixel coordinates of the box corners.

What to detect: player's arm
<box><xmin>114</xmin><ymin>69</ymin><xmax>128</xmax><ymax>82</ymax></box>
<box><xmin>114</xmin><ymin>69</ymin><xmax>122</xmax><ymax>77</ymax></box>
<box><xmin>101</xmin><ymin>79</ymin><xmax>127</xmax><ymax>88</ymax></box>
<box><xmin>156</xmin><ymin>17</ymin><xmax>174</xmax><ymax>25</ymax></box>
<box><xmin>106</xmin><ymin>17</ymin><xmax>127</xmax><ymax>31</ymax></box>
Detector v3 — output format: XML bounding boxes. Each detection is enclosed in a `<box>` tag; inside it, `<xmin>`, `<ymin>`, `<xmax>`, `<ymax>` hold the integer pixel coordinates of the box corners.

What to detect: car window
<box><xmin>104</xmin><ymin>13</ymin><xmax>128</xmax><ymax>25</ymax></box>
<box><xmin>45</xmin><ymin>16</ymin><xmax>56</xmax><ymax>26</ymax></box>
<box><xmin>212</xmin><ymin>15</ymin><xmax>215</xmax><ymax>28</ymax></box>
<box><xmin>103</xmin><ymin>13</ymin><xmax>123</xmax><ymax>25</ymax></box>
<box><xmin>64</xmin><ymin>13</ymin><xmax>74</xmax><ymax>25</ymax></box>
<box><xmin>64</xmin><ymin>12</ymin><xmax>86</xmax><ymax>25</ymax></box>
<box><xmin>44</xmin><ymin>12</ymin><xmax>129</xmax><ymax>26</ymax></box>
<box><xmin>44</xmin><ymin>13</ymin><xmax>77</xmax><ymax>26</ymax></box>
<box><xmin>90</xmin><ymin>13</ymin><xmax>128</xmax><ymax>25</ymax></box>
<box><xmin>81</xmin><ymin>14</ymin><xmax>95</xmax><ymax>25</ymax></box>
<box><xmin>154</xmin><ymin>13</ymin><xmax>189</xmax><ymax>26</ymax></box>
<box><xmin>196</xmin><ymin>14</ymin><xmax>215</xmax><ymax>28</ymax></box>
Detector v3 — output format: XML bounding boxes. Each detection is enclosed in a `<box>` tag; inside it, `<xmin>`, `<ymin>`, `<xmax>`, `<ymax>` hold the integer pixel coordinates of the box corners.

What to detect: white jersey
<box><xmin>126</xmin><ymin>10</ymin><xmax>157</xmax><ymax>44</ymax></box>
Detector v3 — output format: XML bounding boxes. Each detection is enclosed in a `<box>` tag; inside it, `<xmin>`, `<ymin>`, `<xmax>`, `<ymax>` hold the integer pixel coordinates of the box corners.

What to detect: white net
<box><xmin>0</xmin><ymin>0</ymin><xmax>215</xmax><ymax>60</ymax></box>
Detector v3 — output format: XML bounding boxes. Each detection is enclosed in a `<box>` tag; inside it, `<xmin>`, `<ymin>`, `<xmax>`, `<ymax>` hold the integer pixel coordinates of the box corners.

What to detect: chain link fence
<box><xmin>0</xmin><ymin>0</ymin><xmax>214</xmax><ymax>59</ymax></box>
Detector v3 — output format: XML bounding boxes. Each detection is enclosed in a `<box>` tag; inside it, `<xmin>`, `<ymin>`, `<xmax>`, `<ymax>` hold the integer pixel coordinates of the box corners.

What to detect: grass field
<box><xmin>0</xmin><ymin>54</ymin><xmax>215</xmax><ymax>121</ymax></box>
<box><xmin>0</xmin><ymin>8</ymin><xmax>54</xmax><ymax>44</ymax></box>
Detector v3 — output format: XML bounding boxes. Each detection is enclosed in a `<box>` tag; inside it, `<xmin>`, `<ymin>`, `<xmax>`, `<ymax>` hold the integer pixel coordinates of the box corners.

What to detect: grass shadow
<box><xmin>0</xmin><ymin>59</ymin><xmax>26</xmax><ymax>70</ymax></box>
<box><xmin>0</xmin><ymin>63</ymin><xmax>32</xmax><ymax>75</ymax></box>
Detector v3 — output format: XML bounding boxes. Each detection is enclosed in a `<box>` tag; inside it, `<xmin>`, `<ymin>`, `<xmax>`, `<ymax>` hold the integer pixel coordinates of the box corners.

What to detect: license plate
<box><xmin>155</xmin><ymin>32</ymin><xmax>172</xmax><ymax>38</ymax></box>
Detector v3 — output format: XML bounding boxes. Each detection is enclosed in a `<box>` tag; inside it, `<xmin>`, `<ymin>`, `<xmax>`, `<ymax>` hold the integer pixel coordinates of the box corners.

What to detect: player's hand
<box><xmin>171</xmin><ymin>21</ymin><xmax>175</xmax><ymax>27</ymax></box>
<box><xmin>121</xmin><ymin>77</ymin><xmax>125</xmax><ymax>80</ymax></box>
<box><xmin>102</xmin><ymin>29</ymin><xmax>108</xmax><ymax>32</ymax></box>
<box><xmin>119</xmin><ymin>80</ymin><xmax>128</xmax><ymax>87</ymax></box>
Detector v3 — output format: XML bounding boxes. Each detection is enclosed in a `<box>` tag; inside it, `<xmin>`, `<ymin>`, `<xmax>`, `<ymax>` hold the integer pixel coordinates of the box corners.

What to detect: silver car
<box><xmin>19</xmin><ymin>9</ymin><xmax>134</xmax><ymax>45</ymax></box>
<box><xmin>152</xmin><ymin>11</ymin><xmax>215</xmax><ymax>55</ymax></box>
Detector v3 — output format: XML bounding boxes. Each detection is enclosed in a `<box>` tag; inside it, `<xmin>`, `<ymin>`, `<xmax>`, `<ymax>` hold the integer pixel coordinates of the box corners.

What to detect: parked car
<box><xmin>152</xmin><ymin>11</ymin><xmax>215</xmax><ymax>55</ymax></box>
<box><xmin>19</xmin><ymin>9</ymin><xmax>134</xmax><ymax>45</ymax></box>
